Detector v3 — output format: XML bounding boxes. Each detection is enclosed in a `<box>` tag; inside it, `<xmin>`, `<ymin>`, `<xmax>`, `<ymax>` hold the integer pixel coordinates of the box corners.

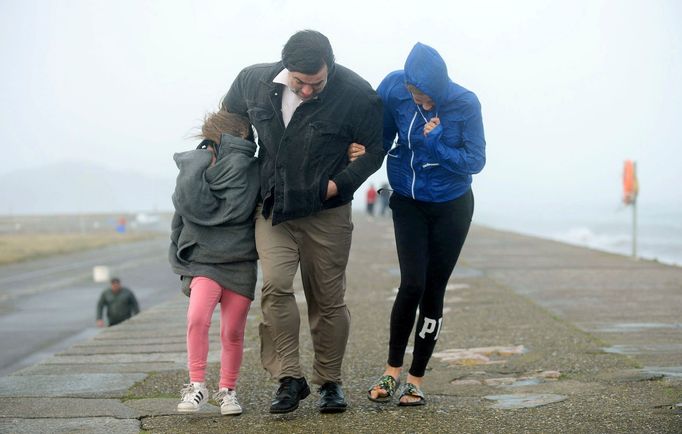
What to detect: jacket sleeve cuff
<box><xmin>331</xmin><ymin>171</ymin><xmax>355</xmax><ymax>202</ymax></box>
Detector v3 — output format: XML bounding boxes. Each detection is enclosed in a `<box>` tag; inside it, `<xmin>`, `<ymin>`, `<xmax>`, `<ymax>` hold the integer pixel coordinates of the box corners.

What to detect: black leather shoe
<box><xmin>269</xmin><ymin>377</ymin><xmax>310</xmax><ymax>414</ymax></box>
<box><xmin>318</xmin><ymin>382</ymin><xmax>347</xmax><ymax>413</ymax></box>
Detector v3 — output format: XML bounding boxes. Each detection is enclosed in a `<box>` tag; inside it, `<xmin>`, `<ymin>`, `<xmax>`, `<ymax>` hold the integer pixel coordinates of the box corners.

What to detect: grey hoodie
<box><xmin>169</xmin><ymin>133</ymin><xmax>259</xmax><ymax>299</ymax></box>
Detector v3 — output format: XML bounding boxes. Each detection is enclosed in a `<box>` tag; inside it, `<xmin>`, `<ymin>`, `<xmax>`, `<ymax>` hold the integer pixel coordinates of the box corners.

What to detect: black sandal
<box><xmin>367</xmin><ymin>374</ymin><xmax>399</xmax><ymax>403</ymax></box>
<box><xmin>397</xmin><ymin>382</ymin><xmax>425</xmax><ymax>406</ymax></box>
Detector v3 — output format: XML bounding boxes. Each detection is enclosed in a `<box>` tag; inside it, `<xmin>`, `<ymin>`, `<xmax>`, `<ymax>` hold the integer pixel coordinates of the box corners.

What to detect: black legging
<box><xmin>387</xmin><ymin>189</ymin><xmax>474</xmax><ymax>377</ymax></box>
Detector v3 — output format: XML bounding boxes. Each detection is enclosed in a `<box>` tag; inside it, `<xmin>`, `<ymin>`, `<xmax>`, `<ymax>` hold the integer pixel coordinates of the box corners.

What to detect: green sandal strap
<box><xmin>399</xmin><ymin>382</ymin><xmax>425</xmax><ymax>402</ymax></box>
<box><xmin>368</xmin><ymin>374</ymin><xmax>399</xmax><ymax>395</ymax></box>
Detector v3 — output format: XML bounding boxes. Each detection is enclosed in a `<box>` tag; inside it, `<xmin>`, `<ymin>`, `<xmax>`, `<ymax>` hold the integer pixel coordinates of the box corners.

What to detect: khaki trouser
<box><xmin>256</xmin><ymin>203</ymin><xmax>353</xmax><ymax>385</ymax></box>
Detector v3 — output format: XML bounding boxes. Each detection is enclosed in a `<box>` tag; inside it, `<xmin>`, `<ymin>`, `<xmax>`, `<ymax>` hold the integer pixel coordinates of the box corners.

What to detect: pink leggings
<box><xmin>187</xmin><ymin>276</ymin><xmax>251</xmax><ymax>389</ymax></box>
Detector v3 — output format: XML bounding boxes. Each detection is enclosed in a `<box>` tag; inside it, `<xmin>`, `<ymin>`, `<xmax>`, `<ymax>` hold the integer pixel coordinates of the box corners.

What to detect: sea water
<box><xmin>475</xmin><ymin>201</ymin><xmax>682</xmax><ymax>267</ymax></box>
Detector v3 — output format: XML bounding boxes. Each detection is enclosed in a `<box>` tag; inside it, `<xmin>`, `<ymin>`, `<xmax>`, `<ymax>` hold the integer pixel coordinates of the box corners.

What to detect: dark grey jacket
<box><xmin>169</xmin><ymin>134</ymin><xmax>259</xmax><ymax>300</ymax></box>
<box><xmin>96</xmin><ymin>287</ymin><xmax>139</xmax><ymax>326</ymax></box>
<box><xmin>223</xmin><ymin>62</ymin><xmax>385</xmax><ymax>225</ymax></box>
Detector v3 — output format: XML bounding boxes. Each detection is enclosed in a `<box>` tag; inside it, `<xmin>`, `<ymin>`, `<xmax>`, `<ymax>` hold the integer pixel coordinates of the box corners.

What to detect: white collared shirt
<box><xmin>273</xmin><ymin>68</ymin><xmax>303</xmax><ymax>128</ymax></box>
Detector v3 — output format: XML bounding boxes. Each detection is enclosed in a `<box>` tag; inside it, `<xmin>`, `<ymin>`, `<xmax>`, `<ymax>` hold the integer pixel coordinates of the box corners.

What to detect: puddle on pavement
<box><xmin>451</xmin><ymin>370</ymin><xmax>560</xmax><ymax>388</ymax></box>
<box><xmin>485</xmin><ymin>393</ymin><xmax>567</xmax><ymax>409</ymax></box>
<box><xmin>595</xmin><ymin>322</ymin><xmax>682</xmax><ymax>333</ymax></box>
<box><xmin>444</xmin><ymin>296</ymin><xmax>464</xmax><ymax>304</ymax></box>
<box><xmin>603</xmin><ymin>344</ymin><xmax>682</xmax><ymax>355</ymax></box>
<box><xmin>452</xmin><ymin>267</ymin><xmax>483</xmax><ymax>278</ymax></box>
<box><xmin>640</xmin><ymin>366</ymin><xmax>682</xmax><ymax>378</ymax></box>
<box><xmin>507</xmin><ymin>377</ymin><xmax>543</xmax><ymax>387</ymax></box>
<box><xmin>387</xmin><ymin>267</ymin><xmax>401</xmax><ymax>276</ymax></box>
<box><xmin>652</xmin><ymin>402</ymin><xmax>682</xmax><ymax>415</ymax></box>
<box><xmin>446</xmin><ymin>283</ymin><xmax>470</xmax><ymax>291</ymax></box>
<box><xmin>602</xmin><ymin>345</ymin><xmax>640</xmax><ymax>355</ymax></box>
<box><xmin>432</xmin><ymin>345</ymin><xmax>526</xmax><ymax>366</ymax></box>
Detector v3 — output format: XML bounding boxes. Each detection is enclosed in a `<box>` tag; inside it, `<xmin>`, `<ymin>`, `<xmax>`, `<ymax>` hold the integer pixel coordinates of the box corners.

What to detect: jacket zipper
<box><xmin>407</xmin><ymin>111</ymin><xmax>418</xmax><ymax>199</ymax></box>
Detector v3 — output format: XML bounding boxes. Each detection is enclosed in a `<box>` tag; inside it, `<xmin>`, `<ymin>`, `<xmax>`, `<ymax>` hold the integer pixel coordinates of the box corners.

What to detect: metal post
<box><xmin>632</xmin><ymin>198</ymin><xmax>637</xmax><ymax>258</ymax></box>
<box><xmin>631</xmin><ymin>161</ymin><xmax>638</xmax><ymax>259</ymax></box>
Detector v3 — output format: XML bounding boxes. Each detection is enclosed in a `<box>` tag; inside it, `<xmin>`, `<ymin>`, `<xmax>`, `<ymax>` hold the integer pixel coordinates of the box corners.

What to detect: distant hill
<box><xmin>0</xmin><ymin>161</ymin><xmax>174</xmax><ymax>215</ymax></box>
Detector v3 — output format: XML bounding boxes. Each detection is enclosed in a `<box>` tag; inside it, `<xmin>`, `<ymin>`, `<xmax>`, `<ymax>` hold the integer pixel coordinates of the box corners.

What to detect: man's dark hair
<box><xmin>110</xmin><ymin>277</ymin><xmax>120</xmax><ymax>284</ymax></box>
<box><xmin>281</xmin><ymin>30</ymin><xmax>335</xmax><ymax>74</ymax></box>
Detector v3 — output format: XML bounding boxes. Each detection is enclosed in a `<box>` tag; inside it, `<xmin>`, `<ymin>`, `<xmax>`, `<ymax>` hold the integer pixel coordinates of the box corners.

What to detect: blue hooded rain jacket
<box><xmin>377</xmin><ymin>42</ymin><xmax>486</xmax><ymax>202</ymax></box>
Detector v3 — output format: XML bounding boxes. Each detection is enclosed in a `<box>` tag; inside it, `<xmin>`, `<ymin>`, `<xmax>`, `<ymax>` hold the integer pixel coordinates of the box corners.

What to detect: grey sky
<box><xmin>1</xmin><ymin>0</ymin><xmax>681</xmax><ymax>214</ymax></box>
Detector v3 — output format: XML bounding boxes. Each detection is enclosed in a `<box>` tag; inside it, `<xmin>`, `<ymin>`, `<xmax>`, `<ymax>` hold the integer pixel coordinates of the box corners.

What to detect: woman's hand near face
<box><xmin>423</xmin><ymin>117</ymin><xmax>440</xmax><ymax>136</ymax></box>
<box><xmin>347</xmin><ymin>142</ymin><xmax>366</xmax><ymax>161</ymax></box>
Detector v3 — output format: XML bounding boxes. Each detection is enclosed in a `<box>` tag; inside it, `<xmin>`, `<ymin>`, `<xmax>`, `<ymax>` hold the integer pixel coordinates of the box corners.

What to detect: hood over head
<box><xmin>404</xmin><ymin>42</ymin><xmax>450</xmax><ymax>107</ymax></box>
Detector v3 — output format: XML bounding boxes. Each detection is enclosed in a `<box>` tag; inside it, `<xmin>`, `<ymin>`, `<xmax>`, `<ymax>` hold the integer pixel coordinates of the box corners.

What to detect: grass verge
<box><xmin>0</xmin><ymin>232</ymin><xmax>163</xmax><ymax>265</ymax></box>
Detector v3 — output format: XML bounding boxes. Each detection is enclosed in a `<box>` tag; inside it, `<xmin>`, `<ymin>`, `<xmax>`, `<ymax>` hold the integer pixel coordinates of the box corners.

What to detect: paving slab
<box><xmin>9</xmin><ymin>361</ymin><xmax>183</xmax><ymax>375</ymax></box>
<box><xmin>123</xmin><ymin>398</ymin><xmax>219</xmax><ymax>416</ymax></box>
<box><xmin>40</xmin><ymin>352</ymin><xmax>195</xmax><ymax>365</ymax></box>
<box><xmin>485</xmin><ymin>393</ymin><xmax>568</xmax><ymax>409</ymax></box>
<box><xmin>75</xmin><ymin>337</ymin><xmax>188</xmax><ymax>347</ymax></box>
<box><xmin>0</xmin><ymin>397</ymin><xmax>138</xmax><ymax>418</ymax></box>
<box><xmin>0</xmin><ymin>417</ymin><xmax>139</xmax><ymax>434</ymax></box>
<box><xmin>93</xmin><ymin>330</ymin><xmax>188</xmax><ymax>340</ymax></box>
<box><xmin>60</xmin><ymin>342</ymin><xmax>188</xmax><ymax>355</ymax></box>
<box><xmin>0</xmin><ymin>373</ymin><xmax>146</xmax><ymax>398</ymax></box>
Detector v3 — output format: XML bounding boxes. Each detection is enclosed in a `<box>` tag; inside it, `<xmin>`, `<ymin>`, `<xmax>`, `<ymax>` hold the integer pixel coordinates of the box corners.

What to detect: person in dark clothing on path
<box><xmin>378</xmin><ymin>182</ymin><xmax>391</xmax><ymax>216</ymax></box>
<box><xmin>96</xmin><ymin>278</ymin><xmax>139</xmax><ymax>327</ymax></box>
<box><xmin>366</xmin><ymin>184</ymin><xmax>377</xmax><ymax>216</ymax></box>
<box><xmin>222</xmin><ymin>30</ymin><xmax>384</xmax><ymax>414</ymax></box>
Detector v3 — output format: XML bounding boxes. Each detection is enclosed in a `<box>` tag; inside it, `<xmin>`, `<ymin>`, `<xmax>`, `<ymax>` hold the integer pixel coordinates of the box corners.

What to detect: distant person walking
<box><xmin>96</xmin><ymin>278</ymin><xmax>139</xmax><ymax>327</ymax></box>
<box><xmin>367</xmin><ymin>42</ymin><xmax>486</xmax><ymax>406</ymax></box>
<box><xmin>169</xmin><ymin>109</ymin><xmax>259</xmax><ymax>416</ymax></box>
<box><xmin>379</xmin><ymin>182</ymin><xmax>391</xmax><ymax>216</ymax></box>
<box><xmin>366</xmin><ymin>184</ymin><xmax>377</xmax><ymax>216</ymax></box>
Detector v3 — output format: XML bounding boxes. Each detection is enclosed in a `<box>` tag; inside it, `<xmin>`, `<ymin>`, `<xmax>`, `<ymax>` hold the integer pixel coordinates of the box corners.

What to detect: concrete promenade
<box><xmin>0</xmin><ymin>215</ymin><xmax>680</xmax><ymax>433</ymax></box>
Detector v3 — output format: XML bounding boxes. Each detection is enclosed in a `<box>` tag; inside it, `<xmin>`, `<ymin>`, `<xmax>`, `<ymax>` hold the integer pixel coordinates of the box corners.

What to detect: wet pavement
<box><xmin>0</xmin><ymin>237</ymin><xmax>180</xmax><ymax>376</ymax></box>
<box><xmin>0</xmin><ymin>216</ymin><xmax>680</xmax><ymax>433</ymax></box>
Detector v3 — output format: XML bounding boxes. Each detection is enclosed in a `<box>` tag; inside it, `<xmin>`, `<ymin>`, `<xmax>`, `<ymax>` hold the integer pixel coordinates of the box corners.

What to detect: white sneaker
<box><xmin>214</xmin><ymin>388</ymin><xmax>242</xmax><ymax>415</ymax></box>
<box><xmin>177</xmin><ymin>382</ymin><xmax>208</xmax><ymax>412</ymax></box>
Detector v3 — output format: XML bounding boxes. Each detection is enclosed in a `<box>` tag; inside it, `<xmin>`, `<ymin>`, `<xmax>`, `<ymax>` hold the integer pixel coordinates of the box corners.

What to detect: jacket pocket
<box><xmin>319</xmin><ymin>176</ymin><xmax>329</xmax><ymax>202</ymax></box>
<box><xmin>307</xmin><ymin>121</ymin><xmax>343</xmax><ymax>156</ymax></box>
<box><xmin>247</xmin><ymin>107</ymin><xmax>275</xmax><ymax>147</ymax></box>
<box><xmin>247</xmin><ymin>106</ymin><xmax>274</xmax><ymax>122</ymax></box>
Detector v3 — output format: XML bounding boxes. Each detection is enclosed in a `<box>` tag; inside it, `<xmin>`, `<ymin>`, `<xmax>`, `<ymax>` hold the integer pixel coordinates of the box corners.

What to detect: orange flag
<box><xmin>622</xmin><ymin>160</ymin><xmax>638</xmax><ymax>205</ymax></box>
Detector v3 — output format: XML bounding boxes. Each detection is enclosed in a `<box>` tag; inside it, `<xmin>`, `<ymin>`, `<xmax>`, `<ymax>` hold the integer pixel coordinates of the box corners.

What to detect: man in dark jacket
<box><xmin>222</xmin><ymin>30</ymin><xmax>384</xmax><ymax>414</ymax></box>
<box><xmin>96</xmin><ymin>278</ymin><xmax>140</xmax><ymax>327</ymax></box>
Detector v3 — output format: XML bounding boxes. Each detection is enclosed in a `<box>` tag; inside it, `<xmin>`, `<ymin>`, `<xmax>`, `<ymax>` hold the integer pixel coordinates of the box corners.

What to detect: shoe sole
<box><xmin>221</xmin><ymin>409</ymin><xmax>243</xmax><ymax>416</ymax></box>
<box><xmin>397</xmin><ymin>399</ymin><xmax>426</xmax><ymax>407</ymax></box>
<box><xmin>319</xmin><ymin>405</ymin><xmax>347</xmax><ymax>414</ymax></box>
<box><xmin>177</xmin><ymin>405</ymin><xmax>204</xmax><ymax>413</ymax></box>
<box><xmin>269</xmin><ymin>385</ymin><xmax>311</xmax><ymax>414</ymax></box>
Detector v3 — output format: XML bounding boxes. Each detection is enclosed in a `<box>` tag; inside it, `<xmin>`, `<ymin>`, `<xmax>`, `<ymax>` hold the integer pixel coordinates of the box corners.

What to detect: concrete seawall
<box><xmin>1</xmin><ymin>215</ymin><xmax>680</xmax><ymax>433</ymax></box>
